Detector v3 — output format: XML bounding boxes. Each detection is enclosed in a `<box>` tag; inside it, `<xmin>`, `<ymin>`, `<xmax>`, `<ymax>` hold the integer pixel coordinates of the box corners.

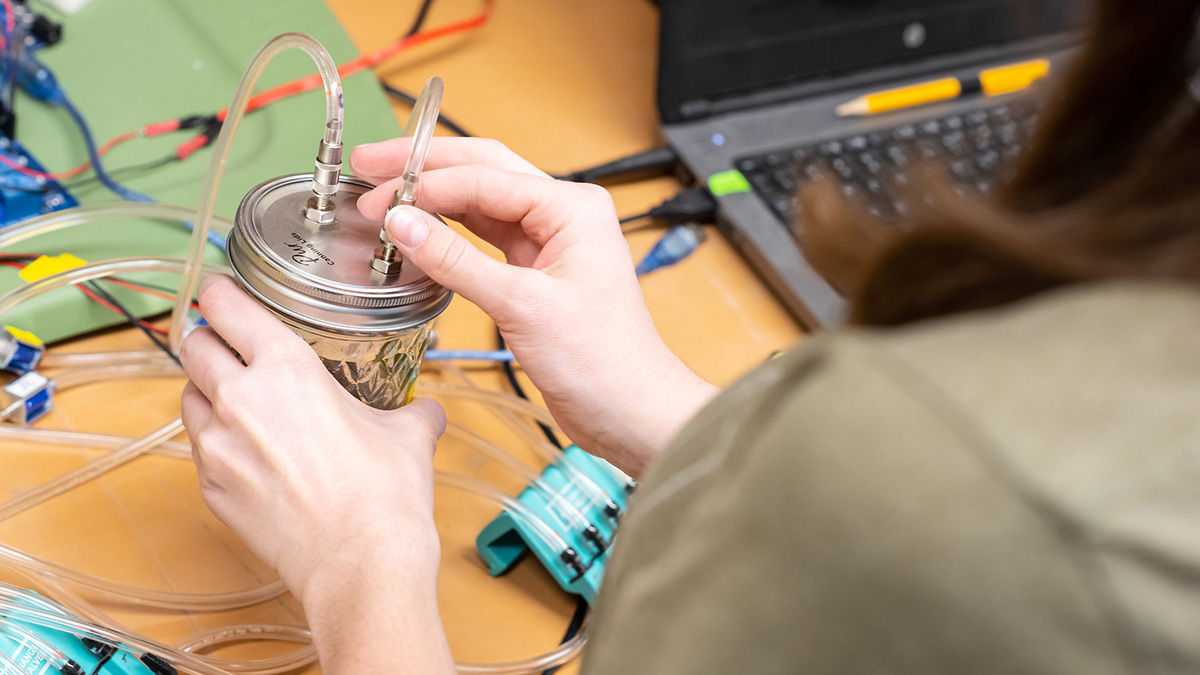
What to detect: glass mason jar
<box><xmin>227</xmin><ymin>174</ymin><xmax>451</xmax><ymax>410</ymax></box>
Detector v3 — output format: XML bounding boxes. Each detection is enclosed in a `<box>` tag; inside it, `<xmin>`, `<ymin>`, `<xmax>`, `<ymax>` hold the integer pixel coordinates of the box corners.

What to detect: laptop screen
<box><xmin>658</xmin><ymin>0</ymin><xmax>1084</xmax><ymax>122</ymax></box>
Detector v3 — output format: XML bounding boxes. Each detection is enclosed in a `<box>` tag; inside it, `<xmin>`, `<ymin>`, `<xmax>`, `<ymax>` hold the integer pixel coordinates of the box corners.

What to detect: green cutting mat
<box><xmin>2</xmin><ymin>0</ymin><xmax>402</xmax><ymax>343</ymax></box>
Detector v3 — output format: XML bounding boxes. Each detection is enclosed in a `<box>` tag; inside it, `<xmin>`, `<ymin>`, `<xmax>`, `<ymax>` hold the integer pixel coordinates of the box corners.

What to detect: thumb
<box><xmin>385</xmin><ymin>205</ymin><xmax>520</xmax><ymax>315</ymax></box>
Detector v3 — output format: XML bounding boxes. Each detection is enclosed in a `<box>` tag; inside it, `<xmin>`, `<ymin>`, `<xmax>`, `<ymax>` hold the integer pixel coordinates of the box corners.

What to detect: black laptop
<box><xmin>658</xmin><ymin>0</ymin><xmax>1085</xmax><ymax>327</ymax></box>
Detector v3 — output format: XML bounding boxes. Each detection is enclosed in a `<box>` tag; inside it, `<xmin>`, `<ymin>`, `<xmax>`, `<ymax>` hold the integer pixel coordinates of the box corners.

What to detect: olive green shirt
<box><xmin>584</xmin><ymin>282</ymin><xmax>1200</xmax><ymax>674</ymax></box>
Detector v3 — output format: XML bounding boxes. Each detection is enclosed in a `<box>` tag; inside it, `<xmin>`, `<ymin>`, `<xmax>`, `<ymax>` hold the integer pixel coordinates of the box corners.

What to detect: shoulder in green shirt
<box><xmin>584</xmin><ymin>282</ymin><xmax>1200</xmax><ymax>674</ymax></box>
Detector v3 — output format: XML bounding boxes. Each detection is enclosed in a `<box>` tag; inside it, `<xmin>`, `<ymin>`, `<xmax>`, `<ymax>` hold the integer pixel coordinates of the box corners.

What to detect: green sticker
<box><xmin>707</xmin><ymin>169</ymin><xmax>752</xmax><ymax>197</ymax></box>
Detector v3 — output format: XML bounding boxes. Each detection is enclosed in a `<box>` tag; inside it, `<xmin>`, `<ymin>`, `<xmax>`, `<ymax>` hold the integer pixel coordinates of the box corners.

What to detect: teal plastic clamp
<box><xmin>476</xmin><ymin>445</ymin><xmax>632</xmax><ymax>604</ymax></box>
<box><xmin>0</xmin><ymin>589</ymin><xmax>169</xmax><ymax>675</ymax></box>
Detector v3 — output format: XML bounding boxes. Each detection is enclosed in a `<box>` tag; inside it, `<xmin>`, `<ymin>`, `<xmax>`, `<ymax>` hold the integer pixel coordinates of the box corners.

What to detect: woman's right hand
<box><xmin>352</xmin><ymin>138</ymin><xmax>716</xmax><ymax>476</ymax></box>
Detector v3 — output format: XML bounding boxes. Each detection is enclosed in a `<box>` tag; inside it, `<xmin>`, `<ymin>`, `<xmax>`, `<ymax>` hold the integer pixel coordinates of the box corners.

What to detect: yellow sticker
<box><xmin>18</xmin><ymin>253</ymin><xmax>87</xmax><ymax>283</ymax></box>
<box><xmin>4</xmin><ymin>326</ymin><xmax>42</xmax><ymax>346</ymax></box>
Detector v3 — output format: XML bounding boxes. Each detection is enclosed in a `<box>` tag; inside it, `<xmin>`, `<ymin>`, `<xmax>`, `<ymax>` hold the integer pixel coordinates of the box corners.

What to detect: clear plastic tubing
<box><xmin>395</xmin><ymin>75</ymin><xmax>442</xmax><ymax>204</ymax></box>
<box><xmin>0</xmin><ymin>426</ymin><xmax>191</xmax><ymax>459</ymax></box>
<box><xmin>428</xmin><ymin>365</ymin><xmax>613</xmax><ymax>508</ymax></box>
<box><xmin>42</xmin><ymin>350</ymin><xmax>178</xmax><ymax>369</ymax></box>
<box><xmin>52</xmin><ymin>364</ymin><xmax>183</xmax><ymax>389</ymax></box>
<box><xmin>168</xmin><ymin>32</ymin><xmax>345</xmax><ymax>354</ymax></box>
<box><xmin>433</xmin><ymin>471</ymin><xmax>567</xmax><ymax>552</ymax></box>
<box><xmin>0</xmin><ymin>258</ymin><xmax>226</xmax><ymax>318</ymax></box>
<box><xmin>0</xmin><ymin>420</ymin><xmax>566</xmax><ymax>557</ymax></box>
<box><xmin>177</xmin><ymin>626</ymin><xmax>317</xmax><ymax>675</ymax></box>
<box><xmin>0</xmin><ymin>479</ymin><xmax>585</xmax><ymax>675</ymax></box>
<box><xmin>0</xmin><ymin>542</ymin><xmax>287</xmax><ymax>611</ymax></box>
<box><xmin>0</xmin><ymin>599</ymin><xmax>237</xmax><ymax>675</ymax></box>
<box><xmin>436</xmin><ymin>362</ymin><xmax>632</xmax><ymax>492</ymax></box>
<box><xmin>0</xmin><ymin>418</ymin><xmax>182</xmax><ymax>524</ymax></box>
<box><xmin>2</xmin><ymin>620</ymin><xmax>72</xmax><ymax>668</ymax></box>
<box><xmin>178</xmin><ymin>625</ymin><xmax>312</xmax><ymax>653</ymax></box>
<box><xmin>417</xmin><ymin>382</ymin><xmax>562</xmax><ymax>429</ymax></box>
<box><xmin>0</xmin><ymin>202</ymin><xmax>233</xmax><ymax>253</ymax></box>
<box><xmin>443</xmin><ymin>423</ymin><xmax>589</xmax><ymax>530</ymax></box>
<box><xmin>4</xmin><ymin>576</ymin><xmax>311</xmax><ymax>675</ymax></box>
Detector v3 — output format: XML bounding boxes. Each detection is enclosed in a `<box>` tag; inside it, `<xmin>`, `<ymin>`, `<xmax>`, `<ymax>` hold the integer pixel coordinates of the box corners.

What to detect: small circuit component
<box><xmin>0</xmin><ymin>137</ymin><xmax>77</xmax><ymax>227</ymax></box>
<box><xmin>1</xmin><ymin>371</ymin><xmax>54</xmax><ymax>425</ymax></box>
<box><xmin>0</xmin><ymin>326</ymin><xmax>44</xmax><ymax>374</ymax></box>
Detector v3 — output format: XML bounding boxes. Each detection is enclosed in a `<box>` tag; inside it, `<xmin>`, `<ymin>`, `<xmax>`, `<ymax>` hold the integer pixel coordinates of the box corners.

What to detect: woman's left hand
<box><xmin>178</xmin><ymin>274</ymin><xmax>446</xmax><ymax>603</ymax></box>
<box><xmin>180</xmin><ymin>274</ymin><xmax>456</xmax><ymax>673</ymax></box>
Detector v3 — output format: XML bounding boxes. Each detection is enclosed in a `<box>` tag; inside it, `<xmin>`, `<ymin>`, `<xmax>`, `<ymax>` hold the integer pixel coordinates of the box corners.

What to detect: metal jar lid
<box><xmin>227</xmin><ymin>174</ymin><xmax>452</xmax><ymax>334</ymax></box>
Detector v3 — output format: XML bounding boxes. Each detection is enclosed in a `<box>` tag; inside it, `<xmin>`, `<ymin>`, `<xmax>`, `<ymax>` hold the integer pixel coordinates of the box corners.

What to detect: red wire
<box><xmin>104</xmin><ymin>277</ymin><xmax>200</xmax><ymax>311</ymax></box>
<box><xmin>0</xmin><ymin>153</ymin><xmax>55</xmax><ymax>180</ymax></box>
<box><xmin>0</xmin><ymin>0</ymin><xmax>12</xmax><ymax>51</ymax></box>
<box><xmin>0</xmin><ymin>128</ymin><xmax>159</xmax><ymax>181</ymax></box>
<box><xmin>216</xmin><ymin>1</ymin><xmax>493</xmax><ymax>122</ymax></box>
<box><xmin>7</xmin><ymin>1</ymin><xmax>493</xmax><ymax>180</ymax></box>
<box><xmin>0</xmin><ymin>259</ymin><xmax>173</xmax><ymax>334</ymax></box>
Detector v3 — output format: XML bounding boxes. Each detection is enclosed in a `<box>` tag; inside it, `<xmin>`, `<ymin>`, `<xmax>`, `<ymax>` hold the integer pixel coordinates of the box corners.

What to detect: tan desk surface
<box><xmin>0</xmin><ymin>1</ymin><xmax>801</xmax><ymax>672</ymax></box>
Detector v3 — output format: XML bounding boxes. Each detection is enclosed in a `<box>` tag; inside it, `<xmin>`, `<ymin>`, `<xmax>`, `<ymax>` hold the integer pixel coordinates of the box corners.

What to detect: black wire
<box><xmin>618</xmin><ymin>211</ymin><xmax>650</xmax><ymax>225</ymax></box>
<box><xmin>496</xmin><ymin>328</ymin><xmax>562</xmax><ymax>449</ymax></box>
<box><xmin>542</xmin><ymin>597</ymin><xmax>589</xmax><ymax>675</ymax></box>
<box><xmin>108</xmin><ymin>275</ymin><xmax>185</xmax><ymax>298</ymax></box>
<box><xmin>381</xmin><ymin>82</ymin><xmax>473</xmax><ymax>138</ymax></box>
<box><xmin>85</xmin><ymin>282</ymin><xmax>181</xmax><ymax>368</ymax></box>
<box><xmin>404</xmin><ymin>0</ymin><xmax>437</xmax><ymax>37</ymax></box>
<box><xmin>62</xmin><ymin>155</ymin><xmax>179</xmax><ymax>191</ymax></box>
<box><xmin>86</xmin><ymin>646</ymin><xmax>115</xmax><ymax>675</ymax></box>
<box><xmin>555</xmin><ymin>146</ymin><xmax>679</xmax><ymax>185</ymax></box>
<box><xmin>0</xmin><ymin>255</ymin><xmax>185</xmax><ymax>359</ymax></box>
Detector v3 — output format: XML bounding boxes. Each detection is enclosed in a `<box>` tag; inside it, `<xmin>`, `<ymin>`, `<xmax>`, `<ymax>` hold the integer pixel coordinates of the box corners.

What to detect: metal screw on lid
<box><xmin>227</xmin><ymin>174</ymin><xmax>453</xmax><ymax>334</ymax></box>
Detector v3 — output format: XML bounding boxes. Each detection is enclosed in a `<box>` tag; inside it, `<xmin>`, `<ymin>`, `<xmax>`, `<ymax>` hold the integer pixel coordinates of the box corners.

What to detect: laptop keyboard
<box><xmin>735</xmin><ymin>100</ymin><xmax>1041</xmax><ymax>225</ymax></box>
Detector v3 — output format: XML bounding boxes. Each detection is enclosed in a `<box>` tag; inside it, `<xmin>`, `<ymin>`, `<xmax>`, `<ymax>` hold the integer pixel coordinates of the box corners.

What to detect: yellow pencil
<box><xmin>835</xmin><ymin>59</ymin><xmax>1050</xmax><ymax>117</ymax></box>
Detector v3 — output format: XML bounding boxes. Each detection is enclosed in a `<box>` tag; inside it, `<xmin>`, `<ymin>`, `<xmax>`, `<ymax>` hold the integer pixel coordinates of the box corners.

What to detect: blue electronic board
<box><xmin>0</xmin><ymin>137</ymin><xmax>76</xmax><ymax>228</ymax></box>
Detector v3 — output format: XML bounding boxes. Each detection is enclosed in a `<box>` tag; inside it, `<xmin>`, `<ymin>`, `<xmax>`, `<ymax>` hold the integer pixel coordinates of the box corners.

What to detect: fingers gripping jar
<box><xmin>227</xmin><ymin>174</ymin><xmax>451</xmax><ymax>409</ymax></box>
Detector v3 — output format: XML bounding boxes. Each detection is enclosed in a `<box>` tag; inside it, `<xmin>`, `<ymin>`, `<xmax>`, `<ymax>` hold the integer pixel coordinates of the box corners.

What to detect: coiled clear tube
<box><xmin>0</xmin><ymin>203</ymin><xmax>233</xmax><ymax>254</ymax></box>
<box><xmin>50</xmin><ymin>363</ymin><xmax>182</xmax><ymax>388</ymax></box>
<box><xmin>444</xmin><ymin>423</ymin><xmax>589</xmax><ymax>531</ymax></box>
<box><xmin>425</xmin><ymin>367</ymin><xmax>619</xmax><ymax>510</ymax></box>
<box><xmin>41</xmin><ymin>350</ymin><xmax>178</xmax><ymax>369</ymax></box>
<box><xmin>0</xmin><ymin>258</ymin><xmax>226</xmax><ymax>318</ymax></box>
<box><xmin>0</xmin><ymin>426</ymin><xmax>191</xmax><ymax>458</ymax></box>
<box><xmin>167</xmin><ymin>33</ymin><xmax>344</xmax><ymax>353</ymax></box>
<box><xmin>0</xmin><ymin>544</ymin><xmax>288</xmax><ymax>611</ymax></box>
<box><xmin>0</xmin><ymin>418</ymin><xmax>182</xmax><ymax>524</ymax></box>
<box><xmin>177</xmin><ymin>625</ymin><xmax>313</xmax><ymax>653</ymax></box>
<box><xmin>0</xmin><ymin>458</ymin><xmax>590</xmax><ymax>675</ymax></box>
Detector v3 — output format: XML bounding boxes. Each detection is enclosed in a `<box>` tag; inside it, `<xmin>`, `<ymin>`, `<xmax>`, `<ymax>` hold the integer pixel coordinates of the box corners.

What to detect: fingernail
<box><xmin>386</xmin><ymin>207</ymin><xmax>430</xmax><ymax>248</ymax></box>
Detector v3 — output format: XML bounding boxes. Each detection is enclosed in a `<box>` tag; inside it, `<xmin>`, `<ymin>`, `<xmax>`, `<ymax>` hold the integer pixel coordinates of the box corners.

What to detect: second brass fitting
<box><xmin>306</xmin><ymin>121</ymin><xmax>343</xmax><ymax>224</ymax></box>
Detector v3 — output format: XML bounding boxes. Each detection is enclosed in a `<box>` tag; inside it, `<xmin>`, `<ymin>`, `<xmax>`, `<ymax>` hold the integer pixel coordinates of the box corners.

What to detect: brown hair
<box><xmin>798</xmin><ymin>0</ymin><xmax>1200</xmax><ymax>327</ymax></box>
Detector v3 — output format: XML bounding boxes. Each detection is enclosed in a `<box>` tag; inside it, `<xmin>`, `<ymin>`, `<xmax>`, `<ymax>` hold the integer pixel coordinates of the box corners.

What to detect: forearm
<box><xmin>299</xmin><ymin>538</ymin><xmax>455</xmax><ymax>675</ymax></box>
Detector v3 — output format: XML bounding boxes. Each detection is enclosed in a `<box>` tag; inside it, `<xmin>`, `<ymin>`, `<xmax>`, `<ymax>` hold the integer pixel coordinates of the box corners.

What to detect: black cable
<box><xmin>618</xmin><ymin>187</ymin><xmax>718</xmax><ymax>231</ymax></box>
<box><xmin>85</xmin><ymin>282</ymin><xmax>181</xmax><ymax>368</ymax></box>
<box><xmin>404</xmin><ymin>0</ymin><xmax>437</xmax><ymax>37</ymax></box>
<box><xmin>62</xmin><ymin>155</ymin><xmax>179</xmax><ymax>191</ymax></box>
<box><xmin>381</xmin><ymin>82</ymin><xmax>473</xmax><ymax>137</ymax></box>
<box><xmin>496</xmin><ymin>328</ymin><xmax>562</xmax><ymax>449</ymax></box>
<box><xmin>85</xmin><ymin>645</ymin><xmax>115</xmax><ymax>675</ymax></box>
<box><xmin>107</xmin><ymin>275</ymin><xmax>186</xmax><ymax>298</ymax></box>
<box><xmin>542</xmin><ymin>597</ymin><xmax>589</xmax><ymax>675</ymax></box>
<box><xmin>556</xmin><ymin>146</ymin><xmax>679</xmax><ymax>185</ymax></box>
